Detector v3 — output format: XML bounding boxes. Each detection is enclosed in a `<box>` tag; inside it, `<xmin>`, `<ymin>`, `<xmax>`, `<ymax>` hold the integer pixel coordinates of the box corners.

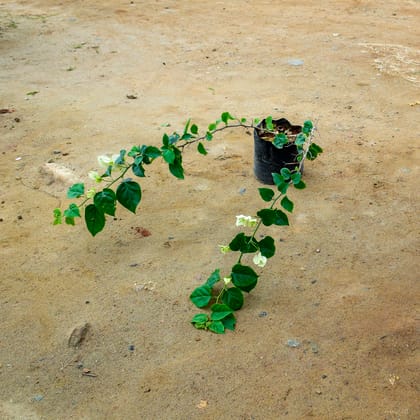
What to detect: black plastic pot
<box><xmin>254</xmin><ymin>118</ymin><xmax>302</xmax><ymax>185</ymax></box>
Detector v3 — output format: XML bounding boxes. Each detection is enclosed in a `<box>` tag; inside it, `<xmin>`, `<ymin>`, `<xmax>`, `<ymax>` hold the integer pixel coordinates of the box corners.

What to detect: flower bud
<box><xmin>218</xmin><ymin>244</ymin><xmax>231</xmax><ymax>254</ymax></box>
<box><xmin>86</xmin><ymin>188</ymin><xmax>96</xmax><ymax>199</ymax></box>
<box><xmin>88</xmin><ymin>171</ymin><xmax>102</xmax><ymax>183</ymax></box>
<box><xmin>223</xmin><ymin>276</ymin><xmax>232</xmax><ymax>285</ymax></box>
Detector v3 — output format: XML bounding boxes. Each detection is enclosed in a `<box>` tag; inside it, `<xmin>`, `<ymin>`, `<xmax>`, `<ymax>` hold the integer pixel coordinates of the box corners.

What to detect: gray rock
<box><xmin>68</xmin><ymin>323</ymin><xmax>91</xmax><ymax>348</ymax></box>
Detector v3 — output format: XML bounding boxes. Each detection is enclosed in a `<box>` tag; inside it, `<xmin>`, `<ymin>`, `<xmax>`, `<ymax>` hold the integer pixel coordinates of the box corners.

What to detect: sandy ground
<box><xmin>0</xmin><ymin>1</ymin><xmax>419</xmax><ymax>419</ymax></box>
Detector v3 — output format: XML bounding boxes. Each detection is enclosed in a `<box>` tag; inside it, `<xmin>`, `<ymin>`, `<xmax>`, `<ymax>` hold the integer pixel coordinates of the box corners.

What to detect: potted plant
<box><xmin>254</xmin><ymin>116</ymin><xmax>322</xmax><ymax>184</ymax></box>
<box><xmin>53</xmin><ymin>112</ymin><xmax>322</xmax><ymax>333</ymax></box>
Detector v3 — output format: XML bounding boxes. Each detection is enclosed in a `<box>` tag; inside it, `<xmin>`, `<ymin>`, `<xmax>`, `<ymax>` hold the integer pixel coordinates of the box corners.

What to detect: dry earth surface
<box><xmin>0</xmin><ymin>0</ymin><xmax>419</xmax><ymax>419</ymax></box>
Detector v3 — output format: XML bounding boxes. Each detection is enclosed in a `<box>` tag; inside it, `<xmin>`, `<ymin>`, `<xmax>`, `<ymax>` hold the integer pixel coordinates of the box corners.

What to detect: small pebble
<box><xmin>128</xmin><ymin>344</ymin><xmax>135</xmax><ymax>351</ymax></box>
<box><xmin>33</xmin><ymin>395</ymin><xmax>44</xmax><ymax>402</ymax></box>
<box><xmin>258</xmin><ymin>311</ymin><xmax>268</xmax><ymax>318</ymax></box>
<box><xmin>286</xmin><ymin>339</ymin><xmax>300</xmax><ymax>348</ymax></box>
<box><xmin>287</xmin><ymin>58</ymin><xmax>304</xmax><ymax>66</ymax></box>
<box><xmin>238</xmin><ymin>187</ymin><xmax>246</xmax><ymax>195</ymax></box>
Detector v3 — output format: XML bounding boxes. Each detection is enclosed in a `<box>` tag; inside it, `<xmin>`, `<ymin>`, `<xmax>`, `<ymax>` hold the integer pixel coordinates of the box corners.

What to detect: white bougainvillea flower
<box><xmin>86</xmin><ymin>188</ymin><xmax>96</xmax><ymax>199</ymax></box>
<box><xmin>97</xmin><ymin>154</ymin><xmax>124</xmax><ymax>172</ymax></box>
<box><xmin>223</xmin><ymin>276</ymin><xmax>232</xmax><ymax>285</ymax></box>
<box><xmin>88</xmin><ymin>170</ymin><xmax>102</xmax><ymax>183</ymax></box>
<box><xmin>97</xmin><ymin>154</ymin><xmax>114</xmax><ymax>169</ymax></box>
<box><xmin>253</xmin><ymin>252</ymin><xmax>267</xmax><ymax>268</ymax></box>
<box><xmin>236</xmin><ymin>215</ymin><xmax>258</xmax><ymax>228</ymax></box>
<box><xmin>218</xmin><ymin>244</ymin><xmax>231</xmax><ymax>254</ymax></box>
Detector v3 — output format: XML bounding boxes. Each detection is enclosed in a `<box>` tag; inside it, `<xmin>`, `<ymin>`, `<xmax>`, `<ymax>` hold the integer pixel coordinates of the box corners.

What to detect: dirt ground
<box><xmin>0</xmin><ymin>1</ymin><xmax>419</xmax><ymax>419</ymax></box>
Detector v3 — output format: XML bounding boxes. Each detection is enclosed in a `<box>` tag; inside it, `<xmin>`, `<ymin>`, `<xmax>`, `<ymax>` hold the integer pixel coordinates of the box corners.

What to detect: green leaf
<box><xmin>257</xmin><ymin>209</ymin><xmax>289</xmax><ymax>226</ymax></box>
<box><xmin>116</xmin><ymin>180</ymin><xmax>141</xmax><ymax>213</ymax></box>
<box><xmin>183</xmin><ymin>118</ymin><xmax>191</xmax><ymax>135</ymax></box>
<box><xmin>168</xmin><ymin>133</ymin><xmax>180</xmax><ymax>145</ymax></box>
<box><xmin>67</xmin><ymin>183</ymin><xmax>84</xmax><ymax>198</ymax></box>
<box><xmin>85</xmin><ymin>204</ymin><xmax>105</xmax><ymax>236</ymax></box>
<box><xmin>240</xmin><ymin>117</ymin><xmax>247</xmax><ymax>123</ymax></box>
<box><xmin>205</xmin><ymin>131</ymin><xmax>213</xmax><ymax>141</ymax></box>
<box><xmin>169</xmin><ymin>158</ymin><xmax>184</xmax><ymax>179</ymax></box>
<box><xmin>221</xmin><ymin>314</ymin><xmax>236</xmax><ymax>331</ymax></box>
<box><xmin>190</xmin><ymin>124</ymin><xmax>198</xmax><ymax>135</ymax></box>
<box><xmin>307</xmin><ymin>143</ymin><xmax>323</xmax><ymax>160</ymax></box>
<box><xmin>132</xmin><ymin>162</ymin><xmax>145</xmax><ymax>177</ymax></box>
<box><xmin>290</xmin><ymin>171</ymin><xmax>301</xmax><ymax>185</ymax></box>
<box><xmin>191</xmin><ymin>313</ymin><xmax>208</xmax><ymax>324</ymax></box>
<box><xmin>272</xmin><ymin>173</ymin><xmax>285</xmax><ymax>186</ymax></box>
<box><xmin>302</xmin><ymin>120</ymin><xmax>313</xmax><ymax>135</ymax></box>
<box><xmin>222</xmin><ymin>287</ymin><xmax>244</xmax><ymax>310</ymax></box>
<box><xmin>231</xmin><ymin>264</ymin><xmax>258</xmax><ymax>293</ymax></box>
<box><xmin>258</xmin><ymin>188</ymin><xmax>275</xmax><ymax>202</ymax></box>
<box><xmin>162</xmin><ymin>148</ymin><xmax>175</xmax><ymax>164</ymax></box>
<box><xmin>206</xmin><ymin>269</ymin><xmax>221</xmax><ymax>287</ymax></box>
<box><xmin>208</xmin><ymin>122</ymin><xmax>217</xmax><ymax>131</ymax></box>
<box><xmin>53</xmin><ymin>208</ymin><xmax>62</xmax><ymax>225</ymax></box>
<box><xmin>273</xmin><ymin>133</ymin><xmax>288</xmax><ymax>149</ymax></box>
<box><xmin>295</xmin><ymin>133</ymin><xmax>306</xmax><ymax>146</ymax></box>
<box><xmin>94</xmin><ymin>189</ymin><xmax>116</xmax><ymax>216</ymax></box>
<box><xmin>128</xmin><ymin>145</ymin><xmax>141</xmax><ymax>157</ymax></box>
<box><xmin>114</xmin><ymin>149</ymin><xmax>126</xmax><ymax>165</ymax></box>
<box><xmin>281</xmin><ymin>196</ymin><xmax>294</xmax><ymax>212</ymax></box>
<box><xmin>221</xmin><ymin>112</ymin><xmax>234</xmax><ymax>124</ymax></box>
<box><xmin>209</xmin><ymin>320</ymin><xmax>225</xmax><ymax>334</ymax></box>
<box><xmin>229</xmin><ymin>233</ymin><xmax>258</xmax><ymax>254</ymax></box>
<box><xmin>162</xmin><ymin>133</ymin><xmax>169</xmax><ymax>147</ymax></box>
<box><xmin>191</xmin><ymin>313</ymin><xmax>209</xmax><ymax>329</ymax></box>
<box><xmin>144</xmin><ymin>146</ymin><xmax>161</xmax><ymax>160</ymax></box>
<box><xmin>210</xmin><ymin>303</ymin><xmax>233</xmax><ymax>321</ymax></box>
<box><xmin>190</xmin><ymin>285</ymin><xmax>212</xmax><ymax>308</ymax></box>
<box><xmin>65</xmin><ymin>216</ymin><xmax>75</xmax><ymax>225</ymax></box>
<box><xmin>197</xmin><ymin>142</ymin><xmax>207</xmax><ymax>155</ymax></box>
<box><xmin>279</xmin><ymin>182</ymin><xmax>290</xmax><ymax>194</ymax></box>
<box><xmin>63</xmin><ymin>203</ymin><xmax>81</xmax><ymax>218</ymax></box>
<box><xmin>294</xmin><ymin>180</ymin><xmax>306</xmax><ymax>190</ymax></box>
<box><xmin>265</xmin><ymin>116</ymin><xmax>273</xmax><ymax>131</ymax></box>
<box><xmin>280</xmin><ymin>167</ymin><xmax>291</xmax><ymax>180</ymax></box>
<box><xmin>101</xmin><ymin>165</ymin><xmax>113</xmax><ymax>177</ymax></box>
<box><xmin>181</xmin><ymin>133</ymin><xmax>192</xmax><ymax>141</ymax></box>
<box><xmin>258</xmin><ymin>236</ymin><xmax>275</xmax><ymax>258</ymax></box>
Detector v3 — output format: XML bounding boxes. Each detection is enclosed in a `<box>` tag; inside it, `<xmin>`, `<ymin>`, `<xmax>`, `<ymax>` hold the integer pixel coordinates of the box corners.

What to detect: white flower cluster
<box><xmin>235</xmin><ymin>215</ymin><xmax>258</xmax><ymax>228</ymax></box>
<box><xmin>217</xmin><ymin>215</ymin><xmax>267</xmax><ymax>268</ymax></box>
<box><xmin>88</xmin><ymin>154</ymin><xmax>125</xmax><ymax>183</ymax></box>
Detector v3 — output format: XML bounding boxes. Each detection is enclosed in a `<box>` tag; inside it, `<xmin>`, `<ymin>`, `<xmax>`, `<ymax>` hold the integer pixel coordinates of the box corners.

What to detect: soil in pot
<box><xmin>254</xmin><ymin>118</ymin><xmax>302</xmax><ymax>185</ymax></box>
